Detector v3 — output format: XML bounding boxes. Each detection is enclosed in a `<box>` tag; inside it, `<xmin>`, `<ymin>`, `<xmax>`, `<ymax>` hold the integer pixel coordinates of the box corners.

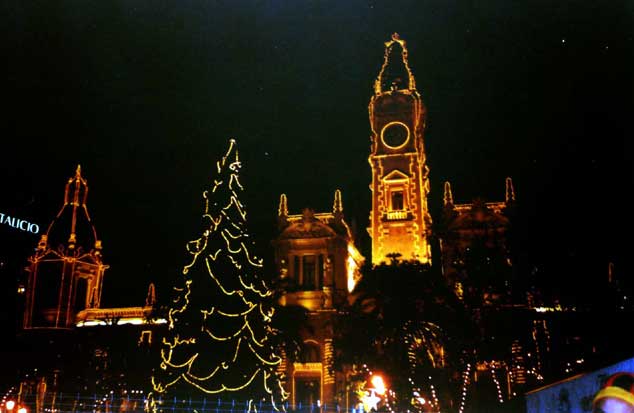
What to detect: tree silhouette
<box><xmin>334</xmin><ymin>261</ymin><xmax>476</xmax><ymax>413</ymax></box>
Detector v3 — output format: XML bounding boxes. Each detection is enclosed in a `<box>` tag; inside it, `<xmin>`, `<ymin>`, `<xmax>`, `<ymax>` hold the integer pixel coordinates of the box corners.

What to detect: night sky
<box><xmin>1</xmin><ymin>1</ymin><xmax>633</xmax><ymax>310</ymax></box>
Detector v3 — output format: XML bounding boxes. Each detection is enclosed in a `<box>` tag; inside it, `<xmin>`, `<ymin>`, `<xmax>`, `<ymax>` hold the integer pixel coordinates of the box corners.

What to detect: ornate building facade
<box><xmin>12</xmin><ymin>33</ymin><xmax>618</xmax><ymax>412</ymax></box>
<box><xmin>271</xmin><ymin>33</ymin><xmax>517</xmax><ymax>406</ymax></box>
<box><xmin>23</xmin><ymin>165</ymin><xmax>109</xmax><ymax>329</ymax></box>
<box><xmin>438</xmin><ymin>178</ymin><xmax>515</xmax><ymax>305</ymax></box>
<box><xmin>367</xmin><ymin>34</ymin><xmax>433</xmax><ymax>266</ymax></box>
<box><xmin>18</xmin><ymin>166</ymin><xmax>165</xmax><ymax>400</ymax></box>
<box><xmin>23</xmin><ymin>166</ymin><xmax>163</xmax><ymax>331</ymax></box>
<box><xmin>272</xmin><ymin>191</ymin><xmax>364</xmax><ymax>405</ymax></box>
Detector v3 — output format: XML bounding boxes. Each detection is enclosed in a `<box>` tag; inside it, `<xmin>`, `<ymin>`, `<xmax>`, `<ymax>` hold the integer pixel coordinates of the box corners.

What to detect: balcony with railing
<box><xmin>385</xmin><ymin>210</ymin><xmax>409</xmax><ymax>220</ymax></box>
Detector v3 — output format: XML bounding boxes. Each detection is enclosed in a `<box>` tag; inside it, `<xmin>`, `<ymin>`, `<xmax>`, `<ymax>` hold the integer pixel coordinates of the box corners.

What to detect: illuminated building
<box><xmin>437</xmin><ymin>179</ymin><xmax>515</xmax><ymax>305</ymax></box>
<box><xmin>272</xmin><ymin>33</ymin><xmax>518</xmax><ymax>407</ymax></box>
<box><xmin>13</xmin><ymin>33</ymin><xmax>615</xmax><ymax>410</ymax></box>
<box><xmin>23</xmin><ymin>166</ymin><xmax>164</xmax><ymax>331</ymax></box>
<box><xmin>511</xmin><ymin>340</ymin><xmax>527</xmax><ymax>386</ymax></box>
<box><xmin>366</xmin><ymin>33</ymin><xmax>514</xmax><ymax>302</ymax></box>
<box><xmin>18</xmin><ymin>166</ymin><xmax>165</xmax><ymax>398</ymax></box>
<box><xmin>367</xmin><ymin>33</ymin><xmax>433</xmax><ymax>265</ymax></box>
<box><xmin>22</xmin><ymin>165</ymin><xmax>109</xmax><ymax>329</ymax></box>
<box><xmin>272</xmin><ymin>191</ymin><xmax>364</xmax><ymax>406</ymax></box>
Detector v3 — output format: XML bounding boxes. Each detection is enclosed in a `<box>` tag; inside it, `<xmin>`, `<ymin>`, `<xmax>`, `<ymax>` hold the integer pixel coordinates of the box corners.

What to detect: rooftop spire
<box><xmin>333</xmin><ymin>189</ymin><xmax>343</xmax><ymax>214</ymax></box>
<box><xmin>64</xmin><ymin>164</ymin><xmax>90</xmax><ymax>248</ymax></box>
<box><xmin>277</xmin><ymin>193</ymin><xmax>289</xmax><ymax>228</ymax></box>
<box><xmin>333</xmin><ymin>189</ymin><xmax>344</xmax><ymax>222</ymax></box>
<box><xmin>278</xmin><ymin>194</ymin><xmax>288</xmax><ymax>218</ymax></box>
<box><xmin>505</xmin><ymin>177</ymin><xmax>515</xmax><ymax>203</ymax></box>
<box><xmin>374</xmin><ymin>33</ymin><xmax>417</xmax><ymax>94</ymax></box>
<box><xmin>42</xmin><ymin>165</ymin><xmax>101</xmax><ymax>253</ymax></box>
<box><xmin>64</xmin><ymin>164</ymin><xmax>88</xmax><ymax>206</ymax></box>
<box><xmin>146</xmin><ymin>283</ymin><xmax>156</xmax><ymax>307</ymax></box>
<box><xmin>443</xmin><ymin>181</ymin><xmax>454</xmax><ymax>206</ymax></box>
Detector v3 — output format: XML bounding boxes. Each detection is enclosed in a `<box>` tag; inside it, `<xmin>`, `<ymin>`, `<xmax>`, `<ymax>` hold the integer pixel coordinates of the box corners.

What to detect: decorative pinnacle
<box><xmin>443</xmin><ymin>182</ymin><xmax>454</xmax><ymax>206</ymax></box>
<box><xmin>278</xmin><ymin>194</ymin><xmax>288</xmax><ymax>217</ymax></box>
<box><xmin>146</xmin><ymin>283</ymin><xmax>156</xmax><ymax>307</ymax></box>
<box><xmin>76</xmin><ymin>164</ymin><xmax>82</xmax><ymax>178</ymax></box>
<box><xmin>375</xmin><ymin>32</ymin><xmax>416</xmax><ymax>94</ymax></box>
<box><xmin>505</xmin><ymin>177</ymin><xmax>515</xmax><ymax>203</ymax></box>
<box><xmin>333</xmin><ymin>189</ymin><xmax>343</xmax><ymax>214</ymax></box>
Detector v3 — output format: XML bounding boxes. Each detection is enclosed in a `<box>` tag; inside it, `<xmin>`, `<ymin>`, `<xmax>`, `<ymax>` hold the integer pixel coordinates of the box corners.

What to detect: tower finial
<box><xmin>505</xmin><ymin>177</ymin><xmax>515</xmax><ymax>203</ymax></box>
<box><xmin>278</xmin><ymin>194</ymin><xmax>288</xmax><ymax>218</ymax></box>
<box><xmin>76</xmin><ymin>164</ymin><xmax>82</xmax><ymax>177</ymax></box>
<box><xmin>443</xmin><ymin>181</ymin><xmax>454</xmax><ymax>206</ymax></box>
<box><xmin>374</xmin><ymin>33</ymin><xmax>417</xmax><ymax>94</ymax></box>
<box><xmin>146</xmin><ymin>283</ymin><xmax>156</xmax><ymax>307</ymax></box>
<box><xmin>333</xmin><ymin>189</ymin><xmax>343</xmax><ymax>214</ymax></box>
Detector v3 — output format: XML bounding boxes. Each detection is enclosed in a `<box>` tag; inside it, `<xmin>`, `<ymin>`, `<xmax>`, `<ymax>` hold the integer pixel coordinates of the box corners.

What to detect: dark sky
<box><xmin>1</xmin><ymin>1</ymin><xmax>633</xmax><ymax>308</ymax></box>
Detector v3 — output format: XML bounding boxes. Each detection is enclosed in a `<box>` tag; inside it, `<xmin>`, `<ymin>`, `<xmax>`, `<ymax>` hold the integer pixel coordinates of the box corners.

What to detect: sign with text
<box><xmin>0</xmin><ymin>212</ymin><xmax>40</xmax><ymax>234</ymax></box>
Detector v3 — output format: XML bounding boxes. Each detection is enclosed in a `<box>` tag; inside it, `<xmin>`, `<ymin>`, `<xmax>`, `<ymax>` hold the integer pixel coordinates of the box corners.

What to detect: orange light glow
<box><xmin>347</xmin><ymin>244</ymin><xmax>363</xmax><ymax>292</ymax></box>
<box><xmin>371</xmin><ymin>375</ymin><xmax>386</xmax><ymax>395</ymax></box>
<box><xmin>367</xmin><ymin>34</ymin><xmax>432</xmax><ymax>266</ymax></box>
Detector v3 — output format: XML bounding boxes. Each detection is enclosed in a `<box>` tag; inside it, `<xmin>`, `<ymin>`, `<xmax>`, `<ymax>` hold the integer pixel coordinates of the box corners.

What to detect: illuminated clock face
<box><xmin>381</xmin><ymin>122</ymin><xmax>409</xmax><ymax>148</ymax></box>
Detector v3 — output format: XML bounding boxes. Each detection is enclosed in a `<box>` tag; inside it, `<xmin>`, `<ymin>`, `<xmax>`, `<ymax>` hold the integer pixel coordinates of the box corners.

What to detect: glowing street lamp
<box><xmin>5</xmin><ymin>401</ymin><xmax>15</xmax><ymax>412</ymax></box>
<box><xmin>362</xmin><ymin>374</ymin><xmax>387</xmax><ymax>412</ymax></box>
<box><xmin>17</xmin><ymin>407</ymin><xmax>26</xmax><ymax>413</ymax></box>
<box><xmin>371</xmin><ymin>375</ymin><xmax>386</xmax><ymax>395</ymax></box>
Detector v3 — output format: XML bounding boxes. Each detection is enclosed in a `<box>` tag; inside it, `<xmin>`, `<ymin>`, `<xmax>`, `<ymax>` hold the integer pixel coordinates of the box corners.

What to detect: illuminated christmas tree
<box><xmin>150</xmin><ymin>140</ymin><xmax>287</xmax><ymax>412</ymax></box>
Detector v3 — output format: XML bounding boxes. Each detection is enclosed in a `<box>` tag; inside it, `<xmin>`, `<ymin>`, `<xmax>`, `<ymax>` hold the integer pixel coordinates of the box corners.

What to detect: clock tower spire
<box><xmin>368</xmin><ymin>33</ymin><xmax>432</xmax><ymax>265</ymax></box>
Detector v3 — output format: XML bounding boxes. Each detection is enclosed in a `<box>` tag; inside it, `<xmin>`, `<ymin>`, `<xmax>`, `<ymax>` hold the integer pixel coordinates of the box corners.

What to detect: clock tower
<box><xmin>368</xmin><ymin>33</ymin><xmax>432</xmax><ymax>265</ymax></box>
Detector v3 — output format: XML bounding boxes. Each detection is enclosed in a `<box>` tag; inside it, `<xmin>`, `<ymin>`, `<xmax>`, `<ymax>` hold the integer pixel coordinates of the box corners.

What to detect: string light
<box><xmin>491</xmin><ymin>366</ymin><xmax>504</xmax><ymax>403</ymax></box>
<box><xmin>457</xmin><ymin>363</ymin><xmax>472</xmax><ymax>413</ymax></box>
<box><xmin>530</xmin><ymin>320</ymin><xmax>546</xmax><ymax>382</ymax></box>
<box><xmin>150</xmin><ymin>140</ymin><xmax>288</xmax><ymax>412</ymax></box>
<box><xmin>428</xmin><ymin>376</ymin><xmax>440</xmax><ymax>412</ymax></box>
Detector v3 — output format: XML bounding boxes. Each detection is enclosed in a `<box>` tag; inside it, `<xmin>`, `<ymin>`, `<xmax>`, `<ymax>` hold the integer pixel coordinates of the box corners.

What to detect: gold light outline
<box><xmin>380</xmin><ymin>121</ymin><xmax>410</xmax><ymax>150</ymax></box>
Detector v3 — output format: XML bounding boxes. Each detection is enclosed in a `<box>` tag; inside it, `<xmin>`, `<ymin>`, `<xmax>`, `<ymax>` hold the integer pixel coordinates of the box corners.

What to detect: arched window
<box><xmin>300</xmin><ymin>342</ymin><xmax>321</xmax><ymax>363</ymax></box>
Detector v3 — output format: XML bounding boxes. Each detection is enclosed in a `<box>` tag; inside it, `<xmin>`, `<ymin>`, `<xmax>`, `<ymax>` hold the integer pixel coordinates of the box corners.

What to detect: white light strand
<box><xmin>458</xmin><ymin>363</ymin><xmax>472</xmax><ymax>413</ymax></box>
<box><xmin>429</xmin><ymin>377</ymin><xmax>439</xmax><ymax>411</ymax></box>
<box><xmin>491</xmin><ymin>368</ymin><xmax>504</xmax><ymax>403</ymax></box>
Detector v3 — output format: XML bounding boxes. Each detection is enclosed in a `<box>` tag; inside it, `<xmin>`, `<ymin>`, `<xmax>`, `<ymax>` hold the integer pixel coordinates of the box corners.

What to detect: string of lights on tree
<box><xmin>352</xmin><ymin>319</ymin><xmax>478</xmax><ymax>413</ymax></box>
<box><xmin>403</xmin><ymin>321</ymin><xmax>443</xmax><ymax>412</ymax></box>
<box><xmin>149</xmin><ymin>139</ymin><xmax>288</xmax><ymax>412</ymax></box>
<box><xmin>457</xmin><ymin>363</ymin><xmax>471</xmax><ymax>413</ymax></box>
<box><xmin>490</xmin><ymin>365</ymin><xmax>504</xmax><ymax>404</ymax></box>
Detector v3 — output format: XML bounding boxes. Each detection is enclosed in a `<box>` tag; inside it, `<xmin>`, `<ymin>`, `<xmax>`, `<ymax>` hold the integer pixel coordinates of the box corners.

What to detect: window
<box><xmin>292</xmin><ymin>254</ymin><xmax>326</xmax><ymax>291</ymax></box>
<box><xmin>302</xmin><ymin>256</ymin><xmax>316</xmax><ymax>290</ymax></box>
<box><xmin>391</xmin><ymin>190</ymin><xmax>404</xmax><ymax>210</ymax></box>
<box><xmin>300</xmin><ymin>343</ymin><xmax>321</xmax><ymax>363</ymax></box>
<box><xmin>318</xmin><ymin>255</ymin><xmax>324</xmax><ymax>289</ymax></box>
<box><xmin>294</xmin><ymin>256</ymin><xmax>300</xmax><ymax>280</ymax></box>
